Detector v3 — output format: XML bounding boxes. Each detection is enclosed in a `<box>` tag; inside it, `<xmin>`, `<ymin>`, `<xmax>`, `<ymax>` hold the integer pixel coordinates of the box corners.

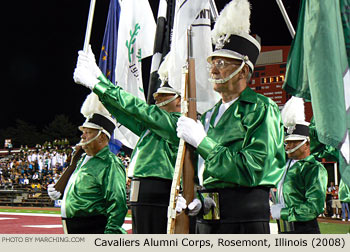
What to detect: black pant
<box><xmin>196</xmin><ymin>186</ymin><xmax>271</xmax><ymax>234</ymax></box>
<box><xmin>196</xmin><ymin>221</ymin><xmax>270</xmax><ymax>234</ymax></box>
<box><xmin>131</xmin><ymin>204</ymin><xmax>168</xmax><ymax>233</ymax></box>
<box><xmin>62</xmin><ymin>215</ymin><xmax>107</xmax><ymax>234</ymax></box>
<box><xmin>282</xmin><ymin>219</ymin><xmax>320</xmax><ymax>234</ymax></box>
<box><xmin>131</xmin><ymin>204</ymin><xmax>197</xmax><ymax>234</ymax></box>
<box><xmin>130</xmin><ymin>177</ymin><xmax>172</xmax><ymax>234</ymax></box>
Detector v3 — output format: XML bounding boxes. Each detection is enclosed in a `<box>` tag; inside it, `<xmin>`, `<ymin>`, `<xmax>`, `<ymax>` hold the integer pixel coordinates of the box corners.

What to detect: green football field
<box><xmin>318</xmin><ymin>220</ymin><xmax>350</xmax><ymax>234</ymax></box>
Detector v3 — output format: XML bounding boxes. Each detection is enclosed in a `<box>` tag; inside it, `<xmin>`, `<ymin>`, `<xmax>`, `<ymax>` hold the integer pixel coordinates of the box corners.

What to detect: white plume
<box><xmin>80</xmin><ymin>92</ymin><xmax>110</xmax><ymax>118</ymax></box>
<box><xmin>158</xmin><ymin>52</ymin><xmax>172</xmax><ymax>85</ymax></box>
<box><xmin>212</xmin><ymin>0</ymin><xmax>251</xmax><ymax>45</ymax></box>
<box><xmin>281</xmin><ymin>96</ymin><xmax>305</xmax><ymax>127</ymax></box>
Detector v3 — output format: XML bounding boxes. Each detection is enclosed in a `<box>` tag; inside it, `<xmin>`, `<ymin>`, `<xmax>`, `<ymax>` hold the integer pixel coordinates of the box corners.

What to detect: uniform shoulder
<box><xmin>255</xmin><ymin>92</ymin><xmax>279</xmax><ymax>108</ymax></box>
<box><xmin>95</xmin><ymin>147</ymin><xmax>123</xmax><ymax>167</ymax></box>
<box><xmin>240</xmin><ymin>87</ymin><xmax>279</xmax><ymax>109</ymax></box>
<box><xmin>301</xmin><ymin>155</ymin><xmax>326</xmax><ymax>170</ymax></box>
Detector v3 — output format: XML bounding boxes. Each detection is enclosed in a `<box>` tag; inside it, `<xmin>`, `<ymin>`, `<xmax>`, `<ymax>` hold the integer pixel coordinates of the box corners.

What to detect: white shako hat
<box><xmin>281</xmin><ymin>96</ymin><xmax>310</xmax><ymax>141</ymax></box>
<box><xmin>207</xmin><ymin>0</ymin><xmax>261</xmax><ymax>73</ymax></box>
<box><xmin>153</xmin><ymin>52</ymin><xmax>180</xmax><ymax>105</ymax></box>
<box><xmin>79</xmin><ymin>93</ymin><xmax>116</xmax><ymax>139</ymax></box>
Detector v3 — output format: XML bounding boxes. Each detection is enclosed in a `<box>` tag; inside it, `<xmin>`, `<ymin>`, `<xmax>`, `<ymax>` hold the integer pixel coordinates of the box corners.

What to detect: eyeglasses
<box><xmin>208</xmin><ymin>59</ymin><xmax>238</xmax><ymax>70</ymax></box>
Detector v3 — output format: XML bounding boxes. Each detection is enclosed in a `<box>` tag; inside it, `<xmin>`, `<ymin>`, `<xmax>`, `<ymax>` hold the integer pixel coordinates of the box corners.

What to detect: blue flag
<box><xmin>98</xmin><ymin>0</ymin><xmax>120</xmax><ymax>85</ymax></box>
<box><xmin>98</xmin><ymin>0</ymin><xmax>122</xmax><ymax>154</ymax></box>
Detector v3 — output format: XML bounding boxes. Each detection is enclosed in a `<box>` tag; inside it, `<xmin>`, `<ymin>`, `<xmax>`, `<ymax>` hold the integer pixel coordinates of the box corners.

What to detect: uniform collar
<box><xmin>237</xmin><ymin>87</ymin><xmax>257</xmax><ymax>104</ymax></box>
<box><xmin>292</xmin><ymin>154</ymin><xmax>316</xmax><ymax>165</ymax></box>
<box><xmin>302</xmin><ymin>154</ymin><xmax>316</xmax><ymax>163</ymax></box>
<box><xmin>216</xmin><ymin>87</ymin><xmax>257</xmax><ymax>106</ymax></box>
<box><xmin>94</xmin><ymin>146</ymin><xmax>111</xmax><ymax>161</ymax></box>
<box><xmin>210</xmin><ymin>87</ymin><xmax>257</xmax><ymax>123</ymax></box>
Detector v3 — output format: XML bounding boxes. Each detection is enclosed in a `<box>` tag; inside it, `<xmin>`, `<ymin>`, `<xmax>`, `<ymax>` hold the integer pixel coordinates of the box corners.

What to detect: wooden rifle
<box><xmin>167</xmin><ymin>27</ymin><xmax>197</xmax><ymax>234</ymax></box>
<box><xmin>54</xmin><ymin>146</ymin><xmax>84</xmax><ymax>194</ymax></box>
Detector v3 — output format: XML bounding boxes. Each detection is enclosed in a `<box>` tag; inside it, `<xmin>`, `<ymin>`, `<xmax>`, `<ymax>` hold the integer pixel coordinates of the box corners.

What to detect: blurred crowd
<box><xmin>0</xmin><ymin>140</ymin><xmax>72</xmax><ymax>192</ymax></box>
<box><xmin>0</xmin><ymin>139</ymin><xmax>130</xmax><ymax>193</ymax></box>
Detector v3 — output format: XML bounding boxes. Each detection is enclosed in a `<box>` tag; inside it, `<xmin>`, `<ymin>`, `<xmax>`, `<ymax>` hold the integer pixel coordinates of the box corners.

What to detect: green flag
<box><xmin>283</xmin><ymin>0</ymin><xmax>350</xmax><ymax>186</ymax></box>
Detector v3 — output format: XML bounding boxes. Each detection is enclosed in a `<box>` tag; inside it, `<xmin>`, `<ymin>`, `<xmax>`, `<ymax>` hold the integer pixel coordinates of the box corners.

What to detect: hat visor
<box><xmin>153</xmin><ymin>87</ymin><xmax>180</xmax><ymax>98</ymax></box>
<box><xmin>207</xmin><ymin>49</ymin><xmax>244</xmax><ymax>62</ymax></box>
<box><xmin>207</xmin><ymin>49</ymin><xmax>254</xmax><ymax>72</ymax></box>
<box><xmin>79</xmin><ymin>123</ymin><xmax>111</xmax><ymax>139</ymax></box>
<box><xmin>79</xmin><ymin>122</ymin><xmax>103</xmax><ymax>132</ymax></box>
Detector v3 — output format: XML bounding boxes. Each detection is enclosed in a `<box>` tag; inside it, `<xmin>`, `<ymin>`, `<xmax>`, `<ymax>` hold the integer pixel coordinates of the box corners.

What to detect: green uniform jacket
<box><xmin>197</xmin><ymin>87</ymin><xmax>286</xmax><ymax>189</ymax></box>
<box><xmin>94</xmin><ymin>80</ymin><xmax>180</xmax><ymax>180</ymax></box>
<box><xmin>280</xmin><ymin>155</ymin><xmax>328</xmax><ymax>222</ymax></box>
<box><xmin>339</xmin><ymin>180</ymin><xmax>350</xmax><ymax>203</ymax></box>
<box><xmin>64</xmin><ymin>146</ymin><xmax>127</xmax><ymax>234</ymax></box>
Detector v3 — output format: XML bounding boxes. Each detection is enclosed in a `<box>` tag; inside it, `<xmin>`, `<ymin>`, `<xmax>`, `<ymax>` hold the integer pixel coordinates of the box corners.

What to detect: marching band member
<box><xmin>271</xmin><ymin>96</ymin><xmax>328</xmax><ymax>234</ymax></box>
<box><xmin>48</xmin><ymin>94</ymin><xmax>127</xmax><ymax>234</ymax></box>
<box><xmin>176</xmin><ymin>0</ymin><xmax>285</xmax><ymax>233</ymax></box>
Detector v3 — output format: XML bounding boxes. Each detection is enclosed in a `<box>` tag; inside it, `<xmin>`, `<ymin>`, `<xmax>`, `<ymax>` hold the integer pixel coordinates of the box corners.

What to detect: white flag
<box><xmin>114</xmin><ymin>0</ymin><xmax>156</xmax><ymax>148</ymax></box>
<box><xmin>169</xmin><ymin>0</ymin><xmax>219</xmax><ymax>114</ymax></box>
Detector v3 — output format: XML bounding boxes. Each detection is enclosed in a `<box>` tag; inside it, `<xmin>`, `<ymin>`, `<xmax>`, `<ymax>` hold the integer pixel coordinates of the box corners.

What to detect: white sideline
<box><xmin>0</xmin><ymin>212</ymin><xmax>61</xmax><ymax>217</ymax></box>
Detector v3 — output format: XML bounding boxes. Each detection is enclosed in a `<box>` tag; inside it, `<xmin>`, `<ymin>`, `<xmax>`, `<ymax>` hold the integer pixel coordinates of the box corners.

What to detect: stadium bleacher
<box><xmin>0</xmin><ymin>141</ymin><xmax>130</xmax><ymax>209</ymax></box>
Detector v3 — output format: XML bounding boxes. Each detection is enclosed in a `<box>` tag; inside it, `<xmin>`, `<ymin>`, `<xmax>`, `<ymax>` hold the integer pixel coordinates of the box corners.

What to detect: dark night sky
<box><xmin>1</xmin><ymin>0</ymin><xmax>300</xmax><ymax>130</ymax></box>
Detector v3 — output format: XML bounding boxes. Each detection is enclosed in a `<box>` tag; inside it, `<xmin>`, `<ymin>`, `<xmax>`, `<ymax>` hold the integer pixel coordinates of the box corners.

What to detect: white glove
<box><xmin>203</xmin><ymin>197</ymin><xmax>217</xmax><ymax>215</ymax></box>
<box><xmin>73</xmin><ymin>45</ymin><xmax>102</xmax><ymax>89</ymax></box>
<box><xmin>175</xmin><ymin>194</ymin><xmax>187</xmax><ymax>213</ymax></box>
<box><xmin>270</xmin><ymin>204</ymin><xmax>284</xmax><ymax>220</ymax></box>
<box><xmin>47</xmin><ymin>184</ymin><xmax>61</xmax><ymax>200</ymax></box>
<box><xmin>175</xmin><ymin>195</ymin><xmax>202</xmax><ymax>216</ymax></box>
<box><xmin>73</xmin><ymin>66</ymin><xmax>100</xmax><ymax>90</ymax></box>
<box><xmin>188</xmin><ymin>198</ymin><xmax>202</xmax><ymax>216</ymax></box>
<box><xmin>176</xmin><ymin>116</ymin><xmax>206</xmax><ymax>148</ymax></box>
<box><xmin>77</xmin><ymin>45</ymin><xmax>102</xmax><ymax>78</ymax></box>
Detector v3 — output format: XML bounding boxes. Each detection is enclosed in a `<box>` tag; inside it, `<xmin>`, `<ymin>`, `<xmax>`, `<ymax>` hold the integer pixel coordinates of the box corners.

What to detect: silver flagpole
<box><xmin>275</xmin><ymin>0</ymin><xmax>295</xmax><ymax>38</ymax></box>
<box><xmin>83</xmin><ymin>0</ymin><xmax>97</xmax><ymax>52</ymax></box>
<box><xmin>209</xmin><ymin>0</ymin><xmax>219</xmax><ymax>21</ymax></box>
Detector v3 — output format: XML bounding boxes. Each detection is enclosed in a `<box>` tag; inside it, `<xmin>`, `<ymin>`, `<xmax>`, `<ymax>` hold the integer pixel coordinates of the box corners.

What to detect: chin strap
<box><xmin>285</xmin><ymin>138</ymin><xmax>307</xmax><ymax>154</ymax></box>
<box><xmin>156</xmin><ymin>94</ymin><xmax>179</xmax><ymax>107</ymax></box>
<box><xmin>208</xmin><ymin>56</ymin><xmax>248</xmax><ymax>84</ymax></box>
<box><xmin>76</xmin><ymin>130</ymin><xmax>102</xmax><ymax>146</ymax></box>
